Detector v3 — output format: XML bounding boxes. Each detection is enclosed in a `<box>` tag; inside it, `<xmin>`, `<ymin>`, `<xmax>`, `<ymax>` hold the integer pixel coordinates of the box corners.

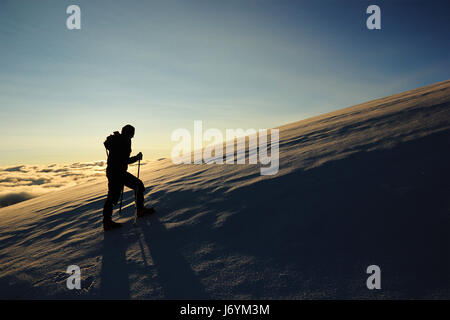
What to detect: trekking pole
<box><xmin>137</xmin><ymin>159</ymin><xmax>141</xmax><ymax>178</ymax></box>
<box><xmin>133</xmin><ymin>159</ymin><xmax>141</xmax><ymax>225</ymax></box>
<box><xmin>118</xmin><ymin>186</ymin><xmax>124</xmax><ymax>216</ymax></box>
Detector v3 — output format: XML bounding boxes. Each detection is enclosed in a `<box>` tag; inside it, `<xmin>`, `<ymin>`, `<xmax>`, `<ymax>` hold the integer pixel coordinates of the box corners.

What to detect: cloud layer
<box><xmin>0</xmin><ymin>161</ymin><xmax>108</xmax><ymax>208</ymax></box>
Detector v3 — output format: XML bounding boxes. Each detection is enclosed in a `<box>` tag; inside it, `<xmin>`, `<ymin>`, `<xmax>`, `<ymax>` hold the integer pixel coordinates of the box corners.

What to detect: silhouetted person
<box><xmin>102</xmin><ymin>124</ymin><xmax>153</xmax><ymax>231</ymax></box>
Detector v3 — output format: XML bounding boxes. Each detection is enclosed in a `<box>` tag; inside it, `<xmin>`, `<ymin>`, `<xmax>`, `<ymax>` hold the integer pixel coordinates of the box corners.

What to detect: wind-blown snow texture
<box><xmin>0</xmin><ymin>80</ymin><xmax>449</xmax><ymax>299</ymax></box>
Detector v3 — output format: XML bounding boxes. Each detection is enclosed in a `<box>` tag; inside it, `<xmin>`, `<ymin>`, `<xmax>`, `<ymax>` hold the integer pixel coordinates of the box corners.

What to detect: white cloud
<box><xmin>0</xmin><ymin>161</ymin><xmax>109</xmax><ymax>208</ymax></box>
<box><xmin>0</xmin><ymin>160</ymin><xmax>149</xmax><ymax>208</ymax></box>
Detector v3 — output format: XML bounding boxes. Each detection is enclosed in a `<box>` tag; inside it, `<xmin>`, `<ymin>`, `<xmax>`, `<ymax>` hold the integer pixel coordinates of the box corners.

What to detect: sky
<box><xmin>0</xmin><ymin>0</ymin><xmax>449</xmax><ymax>166</ymax></box>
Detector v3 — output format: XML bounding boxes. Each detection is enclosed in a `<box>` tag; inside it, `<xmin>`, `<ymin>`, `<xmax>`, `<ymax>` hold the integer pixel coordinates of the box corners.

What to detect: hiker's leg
<box><xmin>123</xmin><ymin>172</ymin><xmax>145</xmax><ymax>210</ymax></box>
<box><xmin>103</xmin><ymin>196</ymin><xmax>114</xmax><ymax>220</ymax></box>
<box><xmin>103</xmin><ymin>174</ymin><xmax>123</xmax><ymax>221</ymax></box>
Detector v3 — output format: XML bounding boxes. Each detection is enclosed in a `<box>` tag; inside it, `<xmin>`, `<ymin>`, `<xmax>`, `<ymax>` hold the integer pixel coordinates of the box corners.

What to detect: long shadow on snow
<box><xmin>99</xmin><ymin>231</ymin><xmax>131</xmax><ymax>299</ymax></box>
<box><xmin>139</xmin><ymin>217</ymin><xmax>210</xmax><ymax>299</ymax></box>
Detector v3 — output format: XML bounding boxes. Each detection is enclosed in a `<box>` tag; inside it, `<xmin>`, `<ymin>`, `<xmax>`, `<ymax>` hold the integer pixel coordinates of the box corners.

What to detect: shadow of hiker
<box><xmin>100</xmin><ymin>231</ymin><xmax>131</xmax><ymax>299</ymax></box>
<box><xmin>140</xmin><ymin>217</ymin><xmax>209</xmax><ymax>299</ymax></box>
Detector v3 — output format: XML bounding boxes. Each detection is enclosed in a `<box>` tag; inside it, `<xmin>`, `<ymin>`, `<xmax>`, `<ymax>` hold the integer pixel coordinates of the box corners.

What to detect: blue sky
<box><xmin>0</xmin><ymin>0</ymin><xmax>449</xmax><ymax>165</ymax></box>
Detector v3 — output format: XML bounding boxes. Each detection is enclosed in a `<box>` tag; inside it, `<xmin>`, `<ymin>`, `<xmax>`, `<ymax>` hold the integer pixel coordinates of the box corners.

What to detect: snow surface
<box><xmin>0</xmin><ymin>80</ymin><xmax>449</xmax><ymax>299</ymax></box>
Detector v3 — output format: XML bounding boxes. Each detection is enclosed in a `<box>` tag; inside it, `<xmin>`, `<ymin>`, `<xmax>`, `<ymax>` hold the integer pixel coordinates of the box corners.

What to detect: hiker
<box><xmin>102</xmin><ymin>124</ymin><xmax>153</xmax><ymax>231</ymax></box>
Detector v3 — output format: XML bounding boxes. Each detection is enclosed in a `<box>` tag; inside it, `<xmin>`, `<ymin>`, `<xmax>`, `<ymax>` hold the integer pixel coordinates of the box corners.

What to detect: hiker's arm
<box><xmin>128</xmin><ymin>152</ymin><xmax>143</xmax><ymax>164</ymax></box>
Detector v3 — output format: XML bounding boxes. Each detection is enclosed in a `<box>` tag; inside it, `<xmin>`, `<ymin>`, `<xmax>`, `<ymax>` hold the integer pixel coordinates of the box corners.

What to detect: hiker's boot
<box><xmin>103</xmin><ymin>219</ymin><xmax>122</xmax><ymax>231</ymax></box>
<box><xmin>137</xmin><ymin>206</ymin><xmax>155</xmax><ymax>218</ymax></box>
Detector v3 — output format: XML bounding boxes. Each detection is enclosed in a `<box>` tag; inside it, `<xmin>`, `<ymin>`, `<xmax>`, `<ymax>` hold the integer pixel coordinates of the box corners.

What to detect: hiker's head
<box><xmin>121</xmin><ymin>124</ymin><xmax>135</xmax><ymax>139</ymax></box>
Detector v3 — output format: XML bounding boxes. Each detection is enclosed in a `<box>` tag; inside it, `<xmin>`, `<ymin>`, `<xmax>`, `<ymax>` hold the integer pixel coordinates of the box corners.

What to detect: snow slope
<box><xmin>0</xmin><ymin>80</ymin><xmax>449</xmax><ymax>299</ymax></box>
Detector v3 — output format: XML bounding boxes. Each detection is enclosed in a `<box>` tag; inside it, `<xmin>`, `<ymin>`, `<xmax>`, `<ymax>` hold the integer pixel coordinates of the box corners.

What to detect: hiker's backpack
<box><xmin>104</xmin><ymin>131</ymin><xmax>121</xmax><ymax>155</ymax></box>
